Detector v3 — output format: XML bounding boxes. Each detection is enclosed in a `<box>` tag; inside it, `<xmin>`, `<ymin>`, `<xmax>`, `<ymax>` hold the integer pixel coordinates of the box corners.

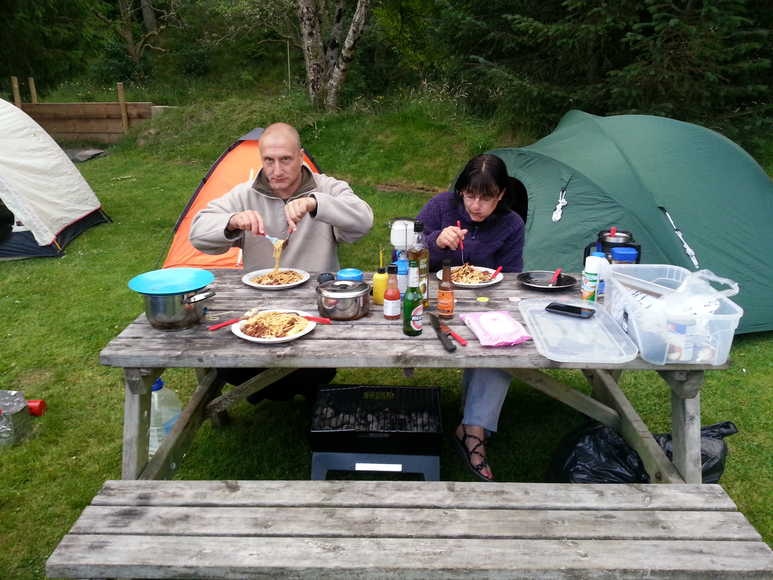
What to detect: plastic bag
<box><xmin>459</xmin><ymin>311</ymin><xmax>531</xmax><ymax>347</ymax></box>
<box><xmin>548</xmin><ymin>421</ymin><xmax>738</xmax><ymax>484</ymax></box>
<box><xmin>654</xmin><ymin>421</ymin><xmax>737</xmax><ymax>484</ymax></box>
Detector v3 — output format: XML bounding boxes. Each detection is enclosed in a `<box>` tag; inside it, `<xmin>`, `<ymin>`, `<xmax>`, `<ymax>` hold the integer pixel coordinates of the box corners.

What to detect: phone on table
<box><xmin>545</xmin><ymin>302</ymin><xmax>596</xmax><ymax>319</ymax></box>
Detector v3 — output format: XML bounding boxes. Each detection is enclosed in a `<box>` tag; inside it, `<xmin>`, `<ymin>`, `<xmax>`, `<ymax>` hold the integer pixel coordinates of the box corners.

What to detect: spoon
<box><xmin>548</xmin><ymin>268</ymin><xmax>562</xmax><ymax>286</ymax></box>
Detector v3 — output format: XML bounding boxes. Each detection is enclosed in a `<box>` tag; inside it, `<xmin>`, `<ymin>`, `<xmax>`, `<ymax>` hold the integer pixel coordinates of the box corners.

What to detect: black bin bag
<box><xmin>548</xmin><ymin>421</ymin><xmax>738</xmax><ymax>484</ymax></box>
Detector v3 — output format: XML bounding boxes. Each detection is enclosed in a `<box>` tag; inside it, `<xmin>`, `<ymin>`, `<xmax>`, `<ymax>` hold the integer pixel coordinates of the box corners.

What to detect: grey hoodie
<box><xmin>189</xmin><ymin>167</ymin><xmax>373</xmax><ymax>273</ymax></box>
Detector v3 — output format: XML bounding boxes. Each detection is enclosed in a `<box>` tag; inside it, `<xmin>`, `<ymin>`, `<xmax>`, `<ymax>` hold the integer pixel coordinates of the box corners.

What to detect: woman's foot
<box><xmin>454</xmin><ymin>424</ymin><xmax>494</xmax><ymax>481</ymax></box>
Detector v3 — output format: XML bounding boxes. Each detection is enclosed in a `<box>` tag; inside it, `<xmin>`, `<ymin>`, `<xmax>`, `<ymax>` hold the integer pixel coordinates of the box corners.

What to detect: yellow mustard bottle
<box><xmin>372</xmin><ymin>267</ymin><xmax>388</xmax><ymax>305</ymax></box>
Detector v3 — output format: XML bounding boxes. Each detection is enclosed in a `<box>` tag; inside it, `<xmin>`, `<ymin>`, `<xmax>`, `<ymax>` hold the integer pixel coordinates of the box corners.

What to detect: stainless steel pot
<box><xmin>316</xmin><ymin>280</ymin><xmax>370</xmax><ymax>320</ymax></box>
<box><xmin>143</xmin><ymin>288</ymin><xmax>215</xmax><ymax>331</ymax></box>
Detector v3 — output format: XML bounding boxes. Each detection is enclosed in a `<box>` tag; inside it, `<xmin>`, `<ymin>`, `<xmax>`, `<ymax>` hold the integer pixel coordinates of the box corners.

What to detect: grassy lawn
<box><xmin>0</xmin><ymin>94</ymin><xmax>771</xmax><ymax>579</ymax></box>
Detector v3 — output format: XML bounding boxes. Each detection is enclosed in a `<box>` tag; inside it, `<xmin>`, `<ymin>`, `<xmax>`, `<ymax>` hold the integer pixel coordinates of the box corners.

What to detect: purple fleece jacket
<box><xmin>417</xmin><ymin>190</ymin><xmax>525</xmax><ymax>273</ymax></box>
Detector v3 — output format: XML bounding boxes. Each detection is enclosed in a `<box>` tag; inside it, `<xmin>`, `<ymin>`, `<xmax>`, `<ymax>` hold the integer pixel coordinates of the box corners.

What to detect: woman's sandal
<box><xmin>453</xmin><ymin>426</ymin><xmax>494</xmax><ymax>482</ymax></box>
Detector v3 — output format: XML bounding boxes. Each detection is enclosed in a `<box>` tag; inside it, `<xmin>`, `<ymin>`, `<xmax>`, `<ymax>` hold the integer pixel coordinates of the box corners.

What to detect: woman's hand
<box><xmin>436</xmin><ymin>225</ymin><xmax>467</xmax><ymax>250</ymax></box>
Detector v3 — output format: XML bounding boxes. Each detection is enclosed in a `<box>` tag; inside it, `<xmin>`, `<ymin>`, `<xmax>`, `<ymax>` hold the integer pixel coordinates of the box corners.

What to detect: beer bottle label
<box><xmin>410</xmin><ymin>304</ymin><xmax>423</xmax><ymax>331</ymax></box>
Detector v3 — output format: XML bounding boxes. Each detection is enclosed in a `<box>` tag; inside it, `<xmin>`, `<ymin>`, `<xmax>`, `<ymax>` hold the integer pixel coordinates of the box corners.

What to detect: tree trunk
<box><xmin>324</xmin><ymin>0</ymin><xmax>370</xmax><ymax>110</ymax></box>
<box><xmin>118</xmin><ymin>0</ymin><xmax>140</xmax><ymax>66</ymax></box>
<box><xmin>140</xmin><ymin>0</ymin><xmax>158</xmax><ymax>35</ymax></box>
<box><xmin>297</xmin><ymin>0</ymin><xmax>326</xmax><ymax>106</ymax></box>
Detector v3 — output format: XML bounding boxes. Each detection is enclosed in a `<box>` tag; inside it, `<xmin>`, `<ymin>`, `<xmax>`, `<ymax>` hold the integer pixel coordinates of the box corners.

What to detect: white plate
<box><xmin>231</xmin><ymin>309</ymin><xmax>317</xmax><ymax>344</ymax></box>
<box><xmin>241</xmin><ymin>268</ymin><xmax>310</xmax><ymax>290</ymax></box>
<box><xmin>436</xmin><ymin>266</ymin><xmax>503</xmax><ymax>288</ymax></box>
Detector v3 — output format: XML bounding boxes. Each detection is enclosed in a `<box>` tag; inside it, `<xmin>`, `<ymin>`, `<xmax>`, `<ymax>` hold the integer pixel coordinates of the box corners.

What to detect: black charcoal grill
<box><xmin>309</xmin><ymin>385</ymin><xmax>442</xmax><ymax>480</ymax></box>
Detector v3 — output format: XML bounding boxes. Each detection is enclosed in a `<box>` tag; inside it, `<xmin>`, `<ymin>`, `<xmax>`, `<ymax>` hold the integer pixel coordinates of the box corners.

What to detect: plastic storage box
<box><xmin>604</xmin><ymin>264</ymin><xmax>743</xmax><ymax>365</ymax></box>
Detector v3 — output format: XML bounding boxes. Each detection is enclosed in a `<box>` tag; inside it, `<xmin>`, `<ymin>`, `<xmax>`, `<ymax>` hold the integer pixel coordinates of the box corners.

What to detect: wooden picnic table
<box><xmin>100</xmin><ymin>269</ymin><xmax>714</xmax><ymax>483</ymax></box>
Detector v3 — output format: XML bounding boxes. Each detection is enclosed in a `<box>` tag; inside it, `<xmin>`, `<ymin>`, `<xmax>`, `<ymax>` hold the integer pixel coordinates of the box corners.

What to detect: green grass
<box><xmin>1</xmin><ymin>92</ymin><xmax>771</xmax><ymax>579</ymax></box>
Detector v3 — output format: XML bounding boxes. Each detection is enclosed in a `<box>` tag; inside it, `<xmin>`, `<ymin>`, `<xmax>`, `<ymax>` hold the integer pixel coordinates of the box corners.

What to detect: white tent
<box><xmin>0</xmin><ymin>98</ymin><xmax>108</xmax><ymax>260</ymax></box>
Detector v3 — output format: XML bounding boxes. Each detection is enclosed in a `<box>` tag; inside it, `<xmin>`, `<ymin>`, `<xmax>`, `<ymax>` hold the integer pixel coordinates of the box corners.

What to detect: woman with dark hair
<box><xmin>416</xmin><ymin>153</ymin><xmax>527</xmax><ymax>482</ymax></box>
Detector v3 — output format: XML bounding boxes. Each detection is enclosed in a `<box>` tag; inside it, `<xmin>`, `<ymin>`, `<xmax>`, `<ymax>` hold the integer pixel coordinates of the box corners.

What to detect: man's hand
<box><xmin>227</xmin><ymin>210</ymin><xmax>265</xmax><ymax>236</ymax></box>
<box><xmin>285</xmin><ymin>196</ymin><xmax>317</xmax><ymax>233</ymax></box>
<box><xmin>436</xmin><ymin>225</ymin><xmax>467</xmax><ymax>250</ymax></box>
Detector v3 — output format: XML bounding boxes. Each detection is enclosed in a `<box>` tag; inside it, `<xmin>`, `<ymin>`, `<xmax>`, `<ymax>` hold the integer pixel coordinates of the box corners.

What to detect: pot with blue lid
<box><xmin>128</xmin><ymin>268</ymin><xmax>216</xmax><ymax>331</ymax></box>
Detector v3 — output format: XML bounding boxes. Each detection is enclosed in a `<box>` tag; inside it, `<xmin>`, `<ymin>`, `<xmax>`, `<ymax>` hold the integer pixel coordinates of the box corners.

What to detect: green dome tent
<box><xmin>490</xmin><ymin>110</ymin><xmax>773</xmax><ymax>334</ymax></box>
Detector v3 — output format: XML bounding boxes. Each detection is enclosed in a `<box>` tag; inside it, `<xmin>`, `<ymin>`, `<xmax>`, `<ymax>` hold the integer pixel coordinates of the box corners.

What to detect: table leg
<box><xmin>206</xmin><ymin>367</ymin><xmax>296</xmax><ymax>418</ymax></box>
<box><xmin>660</xmin><ymin>370</ymin><xmax>704</xmax><ymax>484</ymax></box>
<box><xmin>121</xmin><ymin>368</ymin><xmax>161</xmax><ymax>479</ymax></box>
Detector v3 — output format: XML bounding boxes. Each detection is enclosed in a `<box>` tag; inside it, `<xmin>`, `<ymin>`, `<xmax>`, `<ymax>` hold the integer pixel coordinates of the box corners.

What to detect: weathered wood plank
<box><xmin>46</xmin><ymin>535</ymin><xmax>773</xmax><ymax>579</ymax></box>
<box><xmin>508</xmin><ymin>368</ymin><xmax>621</xmax><ymax>428</ymax></box>
<box><xmin>21</xmin><ymin>102</ymin><xmax>153</xmax><ymax>119</ymax></box>
<box><xmin>70</xmin><ymin>505</ymin><xmax>761</xmax><ymax>541</ymax></box>
<box><xmin>92</xmin><ymin>481</ymin><xmax>737</xmax><ymax>511</ymax></box>
<box><xmin>592</xmin><ymin>370</ymin><xmax>684</xmax><ymax>484</ymax></box>
<box><xmin>121</xmin><ymin>369</ymin><xmax>153</xmax><ymax>480</ymax></box>
<box><xmin>140</xmin><ymin>369</ymin><xmax>221</xmax><ymax>480</ymax></box>
<box><xmin>671</xmin><ymin>391</ymin><xmax>703</xmax><ymax>484</ymax></box>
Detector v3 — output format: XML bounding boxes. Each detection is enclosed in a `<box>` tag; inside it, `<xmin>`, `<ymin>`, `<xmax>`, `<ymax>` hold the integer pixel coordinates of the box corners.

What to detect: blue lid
<box><xmin>591</xmin><ymin>251</ymin><xmax>607</xmax><ymax>258</ymax></box>
<box><xmin>128</xmin><ymin>268</ymin><xmax>214</xmax><ymax>295</ymax></box>
<box><xmin>151</xmin><ymin>378</ymin><xmax>164</xmax><ymax>391</ymax></box>
<box><xmin>611</xmin><ymin>246</ymin><xmax>639</xmax><ymax>260</ymax></box>
<box><xmin>396</xmin><ymin>259</ymin><xmax>408</xmax><ymax>274</ymax></box>
<box><xmin>336</xmin><ymin>268</ymin><xmax>364</xmax><ymax>281</ymax></box>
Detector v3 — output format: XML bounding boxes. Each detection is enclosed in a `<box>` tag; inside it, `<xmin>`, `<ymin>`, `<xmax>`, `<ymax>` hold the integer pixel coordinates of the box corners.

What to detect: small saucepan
<box><xmin>128</xmin><ymin>268</ymin><xmax>216</xmax><ymax>331</ymax></box>
<box><xmin>316</xmin><ymin>279</ymin><xmax>370</xmax><ymax>320</ymax></box>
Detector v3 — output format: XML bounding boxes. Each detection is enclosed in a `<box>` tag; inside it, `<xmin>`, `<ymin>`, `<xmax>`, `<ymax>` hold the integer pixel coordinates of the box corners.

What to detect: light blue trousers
<box><xmin>462</xmin><ymin>368</ymin><xmax>512</xmax><ymax>434</ymax></box>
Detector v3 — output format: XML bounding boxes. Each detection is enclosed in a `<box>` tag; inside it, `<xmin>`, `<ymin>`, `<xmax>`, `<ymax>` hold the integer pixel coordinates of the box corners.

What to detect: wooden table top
<box><xmin>101</xmin><ymin>269</ymin><xmax>708</xmax><ymax>371</ymax></box>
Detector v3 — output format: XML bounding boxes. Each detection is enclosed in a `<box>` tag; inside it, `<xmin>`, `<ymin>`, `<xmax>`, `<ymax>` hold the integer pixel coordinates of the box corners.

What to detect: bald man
<box><xmin>189</xmin><ymin>123</ymin><xmax>373</xmax><ymax>401</ymax></box>
<box><xmin>190</xmin><ymin>122</ymin><xmax>373</xmax><ymax>272</ymax></box>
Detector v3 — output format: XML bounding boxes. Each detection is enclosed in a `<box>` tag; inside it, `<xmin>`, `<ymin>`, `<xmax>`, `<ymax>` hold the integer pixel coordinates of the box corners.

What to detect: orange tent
<box><xmin>163</xmin><ymin>128</ymin><xmax>321</xmax><ymax>269</ymax></box>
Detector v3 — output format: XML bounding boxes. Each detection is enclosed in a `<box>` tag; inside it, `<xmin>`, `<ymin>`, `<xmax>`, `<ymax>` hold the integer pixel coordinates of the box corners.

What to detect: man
<box><xmin>189</xmin><ymin>122</ymin><xmax>374</xmax><ymax>400</ymax></box>
<box><xmin>190</xmin><ymin>122</ymin><xmax>373</xmax><ymax>273</ymax></box>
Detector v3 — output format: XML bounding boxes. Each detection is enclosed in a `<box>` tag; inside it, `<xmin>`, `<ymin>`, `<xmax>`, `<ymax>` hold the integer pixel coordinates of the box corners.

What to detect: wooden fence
<box><xmin>10</xmin><ymin>77</ymin><xmax>155</xmax><ymax>144</ymax></box>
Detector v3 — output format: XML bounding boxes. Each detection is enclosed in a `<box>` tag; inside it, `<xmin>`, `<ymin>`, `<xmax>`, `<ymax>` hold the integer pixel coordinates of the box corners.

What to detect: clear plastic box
<box><xmin>604</xmin><ymin>264</ymin><xmax>743</xmax><ymax>365</ymax></box>
<box><xmin>519</xmin><ymin>298</ymin><xmax>638</xmax><ymax>364</ymax></box>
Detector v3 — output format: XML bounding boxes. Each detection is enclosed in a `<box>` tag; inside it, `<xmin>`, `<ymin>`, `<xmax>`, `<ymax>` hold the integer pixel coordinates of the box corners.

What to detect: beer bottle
<box><xmin>408</xmin><ymin>220</ymin><xmax>430</xmax><ymax>307</ymax></box>
<box><xmin>402</xmin><ymin>259</ymin><xmax>423</xmax><ymax>336</ymax></box>
<box><xmin>437</xmin><ymin>259</ymin><xmax>455</xmax><ymax>318</ymax></box>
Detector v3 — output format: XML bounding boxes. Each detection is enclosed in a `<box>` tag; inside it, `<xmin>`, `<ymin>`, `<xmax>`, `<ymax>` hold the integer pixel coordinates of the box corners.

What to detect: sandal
<box><xmin>453</xmin><ymin>425</ymin><xmax>494</xmax><ymax>481</ymax></box>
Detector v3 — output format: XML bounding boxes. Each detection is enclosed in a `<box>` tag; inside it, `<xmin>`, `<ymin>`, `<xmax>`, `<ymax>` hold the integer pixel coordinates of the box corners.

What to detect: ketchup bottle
<box><xmin>383</xmin><ymin>264</ymin><xmax>401</xmax><ymax>319</ymax></box>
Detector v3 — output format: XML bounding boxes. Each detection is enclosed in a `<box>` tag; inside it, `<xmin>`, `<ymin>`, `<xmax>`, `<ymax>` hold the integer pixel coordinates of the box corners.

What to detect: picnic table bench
<box><xmin>47</xmin><ymin>479</ymin><xmax>772</xmax><ymax>578</ymax></box>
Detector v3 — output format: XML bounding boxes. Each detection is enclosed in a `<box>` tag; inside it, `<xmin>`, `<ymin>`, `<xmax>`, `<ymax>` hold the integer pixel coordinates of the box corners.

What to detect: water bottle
<box><xmin>148</xmin><ymin>378</ymin><xmax>181</xmax><ymax>457</ymax></box>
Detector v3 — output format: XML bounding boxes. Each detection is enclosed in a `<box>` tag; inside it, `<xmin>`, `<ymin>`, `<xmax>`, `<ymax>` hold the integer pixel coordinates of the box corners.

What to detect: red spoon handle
<box><xmin>449</xmin><ymin>330</ymin><xmax>468</xmax><ymax>346</ymax></box>
<box><xmin>303</xmin><ymin>316</ymin><xmax>332</xmax><ymax>324</ymax></box>
<box><xmin>490</xmin><ymin>266</ymin><xmax>503</xmax><ymax>280</ymax></box>
<box><xmin>208</xmin><ymin>318</ymin><xmax>240</xmax><ymax>331</ymax></box>
<box><xmin>456</xmin><ymin>220</ymin><xmax>464</xmax><ymax>250</ymax></box>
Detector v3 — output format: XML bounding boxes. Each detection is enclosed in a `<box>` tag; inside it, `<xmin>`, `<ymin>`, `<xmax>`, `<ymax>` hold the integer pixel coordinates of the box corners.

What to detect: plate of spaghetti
<box><xmin>436</xmin><ymin>264</ymin><xmax>503</xmax><ymax>288</ymax></box>
<box><xmin>242</xmin><ymin>268</ymin><xmax>310</xmax><ymax>290</ymax></box>
<box><xmin>231</xmin><ymin>309</ymin><xmax>316</xmax><ymax>343</ymax></box>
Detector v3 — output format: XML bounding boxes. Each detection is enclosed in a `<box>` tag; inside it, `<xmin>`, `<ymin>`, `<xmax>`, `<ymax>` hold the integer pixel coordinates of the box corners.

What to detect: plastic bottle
<box><xmin>436</xmin><ymin>259</ymin><xmax>455</xmax><ymax>318</ymax></box>
<box><xmin>402</xmin><ymin>260</ymin><xmax>423</xmax><ymax>336</ymax></box>
<box><xmin>371</xmin><ymin>267</ymin><xmax>388</xmax><ymax>305</ymax></box>
<box><xmin>148</xmin><ymin>378</ymin><xmax>181</xmax><ymax>458</ymax></box>
<box><xmin>580</xmin><ymin>254</ymin><xmax>606</xmax><ymax>302</ymax></box>
<box><xmin>396</xmin><ymin>259</ymin><xmax>409</xmax><ymax>297</ymax></box>
<box><xmin>383</xmin><ymin>264</ymin><xmax>401</xmax><ymax>319</ymax></box>
<box><xmin>408</xmin><ymin>220</ymin><xmax>430</xmax><ymax>307</ymax></box>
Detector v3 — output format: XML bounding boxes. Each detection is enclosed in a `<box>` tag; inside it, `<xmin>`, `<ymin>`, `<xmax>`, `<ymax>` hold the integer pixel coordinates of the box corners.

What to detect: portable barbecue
<box><xmin>309</xmin><ymin>385</ymin><xmax>442</xmax><ymax>480</ymax></box>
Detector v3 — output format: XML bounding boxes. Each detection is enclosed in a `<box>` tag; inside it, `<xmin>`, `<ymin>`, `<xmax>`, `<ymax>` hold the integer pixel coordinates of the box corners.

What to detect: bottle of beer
<box><xmin>436</xmin><ymin>259</ymin><xmax>455</xmax><ymax>319</ymax></box>
<box><xmin>408</xmin><ymin>220</ymin><xmax>430</xmax><ymax>307</ymax></box>
<box><xmin>402</xmin><ymin>259</ymin><xmax>423</xmax><ymax>336</ymax></box>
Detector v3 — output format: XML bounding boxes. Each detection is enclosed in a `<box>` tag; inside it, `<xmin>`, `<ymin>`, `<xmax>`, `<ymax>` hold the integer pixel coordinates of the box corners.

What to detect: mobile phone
<box><xmin>545</xmin><ymin>302</ymin><xmax>596</xmax><ymax>319</ymax></box>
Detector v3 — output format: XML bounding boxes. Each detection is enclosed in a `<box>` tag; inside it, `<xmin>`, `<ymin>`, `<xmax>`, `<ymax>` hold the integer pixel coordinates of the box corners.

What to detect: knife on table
<box><xmin>429</xmin><ymin>313</ymin><xmax>457</xmax><ymax>352</ymax></box>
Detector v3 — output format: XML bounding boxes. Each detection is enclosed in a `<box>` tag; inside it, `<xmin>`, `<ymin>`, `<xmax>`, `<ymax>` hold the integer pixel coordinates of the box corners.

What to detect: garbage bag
<box><xmin>547</xmin><ymin>423</ymin><xmax>648</xmax><ymax>484</ymax></box>
<box><xmin>654</xmin><ymin>421</ymin><xmax>738</xmax><ymax>484</ymax></box>
<box><xmin>548</xmin><ymin>421</ymin><xmax>738</xmax><ymax>484</ymax></box>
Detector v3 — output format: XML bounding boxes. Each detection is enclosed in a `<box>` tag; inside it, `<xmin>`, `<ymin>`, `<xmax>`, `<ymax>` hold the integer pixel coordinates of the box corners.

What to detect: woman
<box><xmin>416</xmin><ymin>153</ymin><xmax>526</xmax><ymax>481</ymax></box>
